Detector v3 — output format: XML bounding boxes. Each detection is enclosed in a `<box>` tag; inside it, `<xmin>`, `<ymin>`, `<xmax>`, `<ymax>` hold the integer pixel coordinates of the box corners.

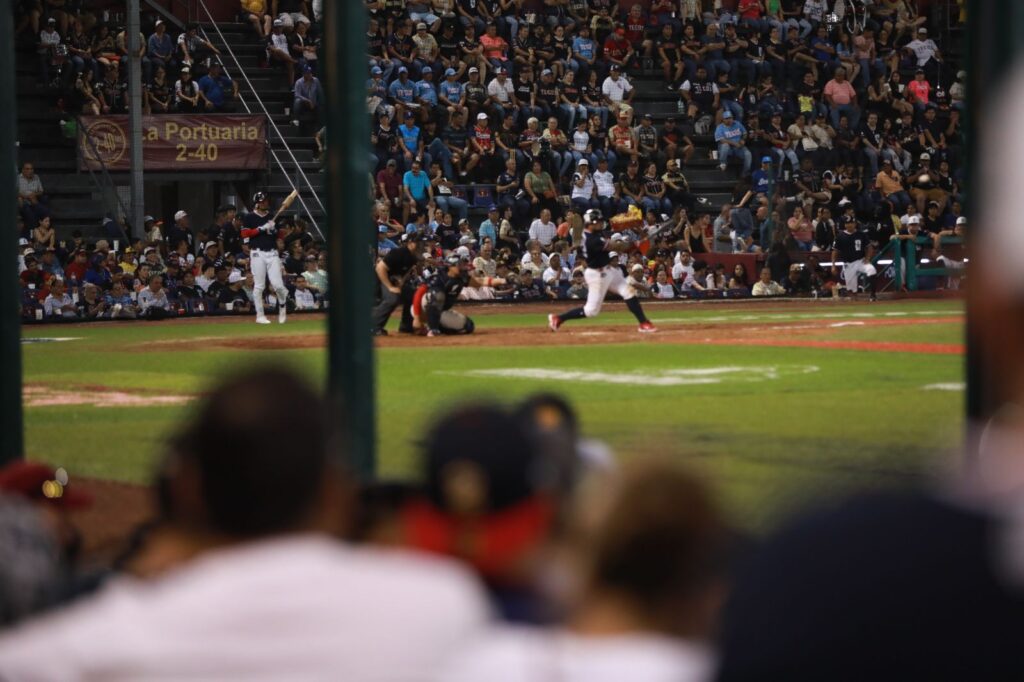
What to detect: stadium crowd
<box><xmin>0</xmin><ymin>363</ymin><xmax>1019</xmax><ymax>680</ymax></box>
<box><xmin>365</xmin><ymin>0</ymin><xmax>966</xmax><ymax>312</ymax></box>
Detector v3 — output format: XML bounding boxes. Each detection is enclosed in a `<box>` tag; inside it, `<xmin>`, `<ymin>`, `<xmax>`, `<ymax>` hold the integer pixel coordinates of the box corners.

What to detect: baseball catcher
<box><xmin>413</xmin><ymin>255</ymin><xmax>505</xmax><ymax>337</ymax></box>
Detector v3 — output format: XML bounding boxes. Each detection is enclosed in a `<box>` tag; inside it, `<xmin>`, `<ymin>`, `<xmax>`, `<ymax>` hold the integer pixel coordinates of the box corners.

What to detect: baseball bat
<box><xmin>271</xmin><ymin>189</ymin><xmax>301</xmax><ymax>222</ymax></box>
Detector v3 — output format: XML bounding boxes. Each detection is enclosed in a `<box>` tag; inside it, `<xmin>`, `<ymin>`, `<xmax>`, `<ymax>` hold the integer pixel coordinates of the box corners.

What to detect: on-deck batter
<box><xmin>241</xmin><ymin>191</ymin><xmax>290</xmax><ymax>324</ymax></box>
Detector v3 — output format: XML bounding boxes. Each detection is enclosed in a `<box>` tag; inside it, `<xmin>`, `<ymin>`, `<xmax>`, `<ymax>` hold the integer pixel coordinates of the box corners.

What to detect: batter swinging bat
<box><xmin>271</xmin><ymin>189</ymin><xmax>300</xmax><ymax>222</ymax></box>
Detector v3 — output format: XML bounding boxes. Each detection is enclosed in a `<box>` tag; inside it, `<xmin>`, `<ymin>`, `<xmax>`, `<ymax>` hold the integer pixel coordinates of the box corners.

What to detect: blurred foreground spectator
<box><xmin>0</xmin><ymin>368</ymin><xmax>488</xmax><ymax>679</ymax></box>
<box><xmin>445</xmin><ymin>460</ymin><xmax>727</xmax><ymax>682</ymax></box>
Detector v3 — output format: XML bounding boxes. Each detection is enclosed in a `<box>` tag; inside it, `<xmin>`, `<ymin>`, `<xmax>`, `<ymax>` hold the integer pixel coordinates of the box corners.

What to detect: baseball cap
<box><xmin>920</xmin><ymin>152</ymin><xmax>931</xmax><ymax>160</ymax></box>
<box><xmin>609</xmin><ymin>250</ymin><xmax>619</xmax><ymax>259</ymax></box>
<box><xmin>882</xmin><ymin>158</ymin><xmax>893</xmax><ymax>165</ymax></box>
<box><xmin>789</xmin><ymin>263</ymin><xmax>802</xmax><ymax>272</ymax></box>
<box><xmin>421</xmin><ymin>66</ymin><xmax>432</xmax><ymax>74</ymax></box>
<box><xmin>917</xmin><ymin>27</ymin><xmax>927</xmax><ymax>34</ymax></box>
<box><xmin>143</xmin><ymin>246</ymin><xmax>156</xmax><ymax>255</ymax></box>
<box><xmin>908</xmin><ymin>215</ymin><xmax>922</xmax><ymax>225</ymax></box>
<box><xmin>143</xmin><ymin>215</ymin><xmax>155</xmax><ymax>223</ymax></box>
<box><xmin>0</xmin><ymin>462</ymin><xmax>92</xmax><ymax>509</ymax></box>
<box><xmin>444</xmin><ymin>68</ymin><xmax>456</xmax><ymax>77</ymax></box>
<box><xmin>272</xmin><ymin>18</ymin><xmax>283</xmax><ymax>27</ymax></box>
<box><xmin>398</xmin><ymin>66</ymin><xmax>408</xmax><ymax>73</ymax></box>
<box><xmin>303</xmin><ymin>64</ymin><xmax>313</xmax><ymax>73</ymax></box>
<box><xmin>577</xmin><ymin>158</ymin><xmax>589</xmax><ymax>166</ymax></box>
<box><xmin>371</xmin><ymin>66</ymin><xmax>383</xmax><ymax>75</ymax></box>
<box><xmin>610</xmin><ymin>64</ymin><xmax>621</xmax><ymax>72</ymax></box>
<box><xmin>405</xmin><ymin>110</ymin><xmax>415</xmax><ymax>119</ymax></box>
<box><xmin>174</xmin><ymin>209</ymin><xmax>188</xmax><ymax>221</ymax></box>
<box><xmin>46</xmin><ymin>17</ymin><xmax>55</xmax><ymax>24</ymax></box>
<box><xmin>228</xmin><ymin>271</ymin><xmax>243</xmax><ymax>284</ymax></box>
<box><xmin>488</xmin><ymin>204</ymin><xmax>498</xmax><ymax>212</ymax></box>
<box><xmin>761</xmin><ymin>156</ymin><xmax>772</xmax><ymax>163</ymax></box>
<box><xmin>956</xmin><ymin>216</ymin><xmax>967</xmax><ymax>226</ymax></box>
<box><xmin>416</xmin><ymin>22</ymin><xmax>427</xmax><ymax>30</ymax></box>
<box><xmin>468</xmin><ymin>66</ymin><xmax>479</xmax><ymax>73</ymax></box>
<box><xmin>838</xmin><ymin>197</ymin><xmax>852</xmax><ymax>207</ymax></box>
<box><xmin>180</xmin><ymin>66</ymin><xmax>191</xmax><ymax>74</ymax></box>
<box><xmin>722</xmin><ymin>110</ymin><xmax>734</xmax><ymax>119</ymax></box>
<box><xmin>477</xmin><ymin>112</ymin><xmax>488</xmax><ymax>120</ymax></box>
<box><xmin>631</xmin><ymin>264</ymin><xmax>643</xmax><ymax>272</ymax></box>
<box><xmin>541</xmin><ymin>69</ymin><xmax>552</xmax><ymax>76</ymax></box>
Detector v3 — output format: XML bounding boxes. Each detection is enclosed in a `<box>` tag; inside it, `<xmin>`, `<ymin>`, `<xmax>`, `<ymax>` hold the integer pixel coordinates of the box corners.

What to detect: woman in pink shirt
<box><xmin>824</xmin><ymin>68</ymin><xmax>860</xmax><ymax>129</ymax></box>
<box><xmin>787</xmin><ymin>205</ymin><xmax>814</xmax><ymax>251</ymax></box>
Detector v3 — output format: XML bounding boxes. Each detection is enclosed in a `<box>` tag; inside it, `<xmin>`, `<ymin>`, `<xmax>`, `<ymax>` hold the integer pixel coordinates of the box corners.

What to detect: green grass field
<box><xmin>21</xmin><ymin>299</ymin><xmax>964</xmax><ymax>528</ymax></box>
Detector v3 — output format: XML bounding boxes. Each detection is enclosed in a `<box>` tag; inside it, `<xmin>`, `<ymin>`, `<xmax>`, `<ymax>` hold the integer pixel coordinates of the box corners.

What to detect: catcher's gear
<box><xmin>584</xmin><ymin>208</ymin><xmax>603</xmax><ymax>224</ymax></box>
<box><xmin>440</xmin><ymin>309</ymin><xmax>474</xmax><ymax>334</ymax></box>
<box><xmin>252</xmin><ymin>191</ymin><xmax>268</xmax><ymax>206</ymax></box>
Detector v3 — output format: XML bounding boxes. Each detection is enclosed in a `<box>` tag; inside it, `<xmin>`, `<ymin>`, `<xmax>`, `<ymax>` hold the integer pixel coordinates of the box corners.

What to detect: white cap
<box><xmin>609</xmin><ymin>251</ymin><xmax>619</xmax><ymax>259</ymax></box>
<box><xmin>631</xmin><ymin>264</ymin><xmax>643</xmax><ymax>272</ymax></box>
<box><xmin>956</xmin><ymin>216</ymin><xmax>967</xmax><ymax>226</ymax></box>
<box><xmin>908</xmin><ymin>215</ymin><xmax>921</xmax><ymax>225</ymax></box>
<box><xmin>477</xmin><ymin>112</ymin><xmax>488</xmax><ymax>120</ymax></box>
<box><xmin>174</xmin><ymin>210</ymin><xmax>188</xmax><ymax>221</ymax></box>
<box><xmin>228</xmin><ymin>271</ymin><xmax>243</xmax><ymax>283</ymax></box>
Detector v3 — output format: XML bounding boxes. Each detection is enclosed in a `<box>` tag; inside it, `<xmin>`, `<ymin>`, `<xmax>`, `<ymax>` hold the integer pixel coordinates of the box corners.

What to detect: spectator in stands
<box><xmin>824</xmin><ymin>66</ymin><xmax>860</xmax><ymax>130</ymax></box>
<box><xmin>403</xmin><ymin>158</ymin><xmax>433</xmax><ymax>220</ymax></box>
<box><xmin>178</xmin><ymin>23</ymin><xmax>220</xmax><ymax>71</ymax></box>
<box><xmin>37</xmin><ymin>17</ymin><xmax>61</xmax><ymax>86</ymax></box>
<box><xmin>138</xmin><ymin>274</ymin><xmax>169</xmax><ymax>319</ymax></box>
<box><xmin>18</xmin><ymin>163</ymin><xmax>48</xmax><ymax>229</ymax></box>
<box><xmin>42</xmin><ymin>279</ymin><xmax>78</xmax><ymax>319</ymax></box>
<box><xmin>173</xmin><ymin>66</ymin><xmax>201</xmax><ymax>113</ymax></box>
<box><xmin>752</xmin><ymin>266</ymin><xmax>785</xmax><ymax>296</ymax></box>
<box><xmin>242</xmin><ymin>0</ymin><xmax>273</xmax><ymax>38</ymax></box>
<box><xmin>145</xmin><ymin>65</ymin><xmax>173</xmax><ymax>114</ymax></box>
<box><xmin>715</xmin><ymin>110</ymin><xmax>752</xmax><ymax>175</ymax></box>
<box><xmin>199</xmin><ymin>62</ymin><xmax>239</xmax><ymax>113</ymax></box>
<box><xmin>267</xmin><ymin>19</ymin><xmax>296</xmax><ymax>84</ymax></box>
<box><xmin>275</xmin><ymin>0</ymin><xmax>311</xmax><ymax>31</ymax></box>
<box><xmin>292</xmin><ymin>64</ymin><xmax>324</xmax><ymax>126</ymax></box>
<box><xmin>147</xmin><ymin>20</ymin><xmax>176</xmax><ymax>77</ymax></box>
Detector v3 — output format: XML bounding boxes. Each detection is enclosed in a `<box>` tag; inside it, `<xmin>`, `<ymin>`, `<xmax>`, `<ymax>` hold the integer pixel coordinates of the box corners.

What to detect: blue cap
<box><xmin>445</xmin><ymin>68</ymin><xmax>456</xmax><ymax>77</ymax></box>
<box><xmin>378</xmin><ymin>224</ymin><xmax>388</xmax><ymax>233</ymax></box>
<box><xmin>303</xmin><ymin>64</ymin><xmax>313</xmax><ymax>73</ymax></box>
<box><xmin>761</xmin><ymin>156</ymin><xmax>772</xmax><ymax>163</ymax></box>
<box><xmin>488</xmin><ymin>204</ymin><xmax>498</xmax><ymax>212</ymax></box>
<box><xmin>722</xmin><ymin>110</ymin><xmax>733</xmax><ymax>118</ymax></box>
<box><xmin>398</xmin><ymin>66</ymin><xmax>408</xmax><ymax>73</ymax></box>
<box><xmin>421</xmin><ymin>66</ymin><xmax>432</xmax><ymax>74</ymax></box>
<box><xmin>371</xmin><ymin>66</ymin><xmax>382</xmax><ymax>75</ymax></box>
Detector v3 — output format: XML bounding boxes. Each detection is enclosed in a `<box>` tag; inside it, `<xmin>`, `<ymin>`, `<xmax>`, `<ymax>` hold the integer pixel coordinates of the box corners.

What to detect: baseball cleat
<box><xmin>638</xmin><ymin>321</ymin><xmax>657</xmax><ymax>333</ymax></box>
<box><xmin>255</xmin><ymin>316</ymin><xmax>271</xmax><ymax>325</ymax></box>
<box><xmin>548</xmin><ymin>314</ymin><xmax>561</xmax><ymax>332</ymax></box>
<box><xmin>427</xmin><ymin>329</ymin><xmax>440</xmax><ymax>337</ymax></box>
<box><xmin>278</xmin><ymin>307</ymin><xmax>287</xmax><ymax>324</ymax></box>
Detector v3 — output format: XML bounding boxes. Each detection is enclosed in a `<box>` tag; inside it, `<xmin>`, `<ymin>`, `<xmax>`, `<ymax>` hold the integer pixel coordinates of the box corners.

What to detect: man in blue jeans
<box><xmin>198</xmin><ymin>62</ymin><xmax>238</xmax><ymax>112</ymax></box>
<box><xmin>403</xmin><ymin>158</ymin><xmax>433</xmax><ymax>220</ymax></box>
<box><xmin>714</xmin><ymin>110</ymin><xmax>751</xmax><ymax>176</ymax></box>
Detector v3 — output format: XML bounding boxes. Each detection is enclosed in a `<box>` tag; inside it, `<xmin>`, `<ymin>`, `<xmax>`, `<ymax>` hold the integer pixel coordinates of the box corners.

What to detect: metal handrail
<box><xmin>75</xmin><ymin>115</ymin><xmax>133</xmax><ymax>230</ymax></box>
<box><xmin>196</xmin><ymin>0</ymin><xmax>326</xmax><ymax>239</ymax></box>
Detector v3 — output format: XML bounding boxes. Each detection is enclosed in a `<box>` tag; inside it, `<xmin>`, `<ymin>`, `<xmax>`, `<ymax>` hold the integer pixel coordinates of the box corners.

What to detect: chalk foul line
<box><xmin>445</xmin><ymin>365</ymin><xmax>820</xmax><ymax>387</ymax></box>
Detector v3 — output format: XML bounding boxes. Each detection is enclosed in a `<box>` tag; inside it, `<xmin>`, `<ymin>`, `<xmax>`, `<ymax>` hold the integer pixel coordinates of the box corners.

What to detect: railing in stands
<box><xmin>196</xmin><ymin>0</ymin><xmax>326</xmax><ymax>240</ymax></box>
<box><xmin>76</xmin><ymin>115</ymin><xmax>133</xmax><ymax>231</ymax></box>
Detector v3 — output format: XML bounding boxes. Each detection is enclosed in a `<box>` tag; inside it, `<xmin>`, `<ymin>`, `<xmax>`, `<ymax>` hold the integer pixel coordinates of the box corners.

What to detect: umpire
<box><xmin>372</xmin><ymin>233</ymin><xmax>421</xmax><ymax>336</ymax></box>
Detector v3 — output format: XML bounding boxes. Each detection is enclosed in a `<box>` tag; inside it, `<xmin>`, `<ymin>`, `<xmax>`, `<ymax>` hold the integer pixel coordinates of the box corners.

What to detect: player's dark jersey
<box><xmin>833</xmin><ymin>229</ymin><xmax>868</xmax><ymax>263</ymax></box>
<box><xmin>242</xmin><ymin>211</ymin><xmax>277</xmax><ymax>251</ymax></box>
<box><xmin>582</xmin><ymin>230</ymin><xmax>610</xmax><ymax>269</ymax></box>
<box><xmin>427</xmin><ymin>269</ymin><xmax>468</xmax><ymax>309</ymax></box>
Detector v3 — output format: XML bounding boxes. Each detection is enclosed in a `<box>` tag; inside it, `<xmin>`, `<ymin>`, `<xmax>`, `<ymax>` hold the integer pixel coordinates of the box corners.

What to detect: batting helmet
<box><xmin>252</xmin><ymin>191</ymin><xmax>268</xmax><ymax>205</ymax></box>
<box><xmin>584</xmin><ymin>208</ymin><xmax>604</xmax><ymax>224</ymax></box>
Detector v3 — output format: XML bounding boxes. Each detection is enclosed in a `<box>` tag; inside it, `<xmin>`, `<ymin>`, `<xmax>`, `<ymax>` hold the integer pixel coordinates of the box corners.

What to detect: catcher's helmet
<box><xmin>584</xmin><ymin>208</ymin><xmax>603</xmax><ymax>224</ymax></box>
<box><xmin>252</xmin><ymin>191</ymin><xmax>268</xmax><ymax>205</ymax></box>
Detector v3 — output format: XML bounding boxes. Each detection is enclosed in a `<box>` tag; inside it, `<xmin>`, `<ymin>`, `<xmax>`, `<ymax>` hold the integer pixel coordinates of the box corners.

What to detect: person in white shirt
<box><xmin>0</xmin><ymin>368</ymin><xmax>490</xmax><ymax>681</ymax></box>
<box><xmin>601</xmin><ymin>65</ymin><xmax>634</xmax><ymax>119</ymax></box>
<box><xmin>528</xmin><ymin>208</ymin><xmax>558</xmax><ymax>250</ymax></box>
<box><xmin>653</xmin><ymin>270</ymin><xmax>676</xmax><ymax>299</ymax></box>
<box><xmin>672</xmin><ymin>249</ymin><xmax>695</xmax><ymax>283</ymax></box>
<box><xmin>542</xmin><ymin>252</ymin><xmax>572</xmax><ymax>290</ymax></box>
<box><xmin>570</xmin><ymin>158</ymin><xmax>597</xmax><ymax>212</ymax></box>
<box><xmin>292</xmin><ymin>275</ymin><xmax>317</xmax><ymax>309</ymax></box>
<box><xmin>904</xmin><ymin>27</ymin><xmax>941</xmax><ymax>68</ymax></box>
<box><xmin>752</xmin><ymin>266</ymin><xmax>786</xmax><ymax>296</ymax></box>
<box><xmin>593</xmin><ymin>157</ymin><xmax>619</xmax><ymax>217</ymax></box>
<box><xmin>444</xmin><ymin>461</ymin><xmax>725</xmax><ymax>682</ymax></box>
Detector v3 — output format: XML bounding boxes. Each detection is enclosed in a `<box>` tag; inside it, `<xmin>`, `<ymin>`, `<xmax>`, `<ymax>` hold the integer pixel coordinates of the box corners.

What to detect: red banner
<box><xmin>78</xmin><ymin>115</ymin><xmax>267</xmax><ymax>171</ymax></box>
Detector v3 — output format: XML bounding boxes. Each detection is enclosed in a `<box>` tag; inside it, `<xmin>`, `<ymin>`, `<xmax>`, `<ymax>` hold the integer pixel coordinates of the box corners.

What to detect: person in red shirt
<box><xmin>621</xmin><ymin>5</ymin><xmax>653</xmax><ymax>58</ymax></box>
<box><xmin>737</xmin><ymin>0</ymin><xmax>769</xmax><ymax>34</ymax></box>
<box><xmin>64</xmin><ymin>249</ymin><xmax>90</xmax><ymax>283</ymax></box>
<box><xmin>907</xmin><ymin>68</ymin><xmax>931</xmax><ymax>112</ymax></box>
<box><xmin>602</xmin><ymin>26</ymin><xmax>634</xmax><ymax>74</ymax></box>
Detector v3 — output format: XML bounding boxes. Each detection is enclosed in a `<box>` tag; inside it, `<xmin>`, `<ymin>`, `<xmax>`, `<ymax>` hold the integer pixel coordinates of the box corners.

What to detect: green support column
<box><xmin>0</xmin><ymin>1</ymin><xmax>23</xmax><ymax>465</ymax></box>
<box><xmin>324</xmin><ymin>1</ymin><xmax>375</xmax><ymax>478</ymax></box>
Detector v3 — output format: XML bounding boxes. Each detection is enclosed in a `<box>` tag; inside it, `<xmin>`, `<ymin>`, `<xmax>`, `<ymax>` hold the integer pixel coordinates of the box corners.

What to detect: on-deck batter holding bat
<box><xmin>547</xmin><ymin>209</ymin><xmax>657</xmax><ymax>333</ymax></box>
<box><xmin>241</xmin><ymin>191</ymin><xmax>291</xmax><ymax>325</ymax></box>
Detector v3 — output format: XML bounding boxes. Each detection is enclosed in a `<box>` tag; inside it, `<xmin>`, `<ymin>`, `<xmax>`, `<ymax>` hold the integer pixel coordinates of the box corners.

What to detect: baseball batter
<box><xmin>413</xmin><ymin>255</ymin><xmax>506</xmax><ymax>336</ymax></box>
<box><xmin>831</xmin><ymin>216</ymin><xmax>877</xmax><ymax>300</ymax></box>
<box><xmin>241</xmin><ymin>191</ymin><xmax>290</xmax><ymax>324</ymax></box>
<box><xmin>548</xmin><ymin>209</ymin><xmax>657</xmax><ymax>333</ymax></box>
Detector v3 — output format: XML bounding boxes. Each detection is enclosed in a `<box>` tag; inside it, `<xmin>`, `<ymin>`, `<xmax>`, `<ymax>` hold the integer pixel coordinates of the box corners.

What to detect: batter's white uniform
<box><xmin>243</xmin><ymin>207</ymin><xmax>290</xmax><ymax>322</ymax></box>
<box><xmin>581</xmin><ymin>228</ymin><xmax>636</xmax><ymax>317</ymax></box>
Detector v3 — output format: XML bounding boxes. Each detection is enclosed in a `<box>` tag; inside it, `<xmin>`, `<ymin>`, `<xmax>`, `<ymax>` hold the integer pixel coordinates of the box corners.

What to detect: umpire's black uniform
<box><xmin>371</xmin><ymin>235</ymin><xmax>420</xmax><ymax>334</ymax></box>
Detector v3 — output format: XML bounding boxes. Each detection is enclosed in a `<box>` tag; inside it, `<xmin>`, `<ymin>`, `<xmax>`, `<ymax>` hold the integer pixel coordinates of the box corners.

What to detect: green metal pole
<box><xmin>0</xmin><ymin>0</ymin><xmax>24</xmax><ymax>465</ymax></box>
<box><xmin>324</xmin><ymin>0</ymin><xmax>375</xmax><ymax>478</ymax></box>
